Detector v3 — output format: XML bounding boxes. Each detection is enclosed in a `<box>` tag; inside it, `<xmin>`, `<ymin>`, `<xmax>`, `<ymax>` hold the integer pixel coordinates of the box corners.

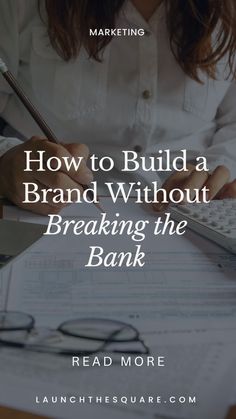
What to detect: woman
<box><xmin>0</xmin><ymin>0</ymin><xmax>235</xmax><ymax>214</ymax></box>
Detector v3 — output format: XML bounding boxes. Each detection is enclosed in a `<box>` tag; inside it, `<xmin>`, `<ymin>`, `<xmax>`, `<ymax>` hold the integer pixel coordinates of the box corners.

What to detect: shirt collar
<box><xmin>121</xmin><ymin>0</ymin><xmax>165</xmax><ymax>30</ymax></box>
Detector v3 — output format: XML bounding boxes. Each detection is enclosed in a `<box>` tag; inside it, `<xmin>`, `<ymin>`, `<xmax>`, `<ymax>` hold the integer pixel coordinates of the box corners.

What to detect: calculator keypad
<box><xmin>172</xmin><ymin>200</ymin><xmax>236</xmax><ymax>249</ymax></box>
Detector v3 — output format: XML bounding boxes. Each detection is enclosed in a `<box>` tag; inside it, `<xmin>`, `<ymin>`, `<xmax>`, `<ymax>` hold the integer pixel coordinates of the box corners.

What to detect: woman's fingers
<box><xmin>204</xmin><ymin>166</ymin><xmax>230</xmax><ymax>200</ymax></box>
<box><xmin>217</xmin><ymin>179</ymin><xmax>236</xmax><ymax>199</ymax></box>
<box><xmin>153</xmin><ymin>165</ymin><xmax>232</xmax><ymax>213</ymax></box>
<box><xmin>153</xmin><ymin>166</ymin><xmax>203</xmax><ymax>211</ymax></box>
<box><xmin>153</xmin><ymin>166</ymin><xmax>195</xmax><ymax>211</ymax></box>
<box><xmin>29</xmin><ymin>138</ymin><xmax>93</xmax><ymax>185</ymax></box>
<box><xmin>34</xmin><ymin>171</ymin><xmax>84</xmax><ymax>205</ymax></box>
<box><xmin>35</xmin><ymin>170</ymin><xmax>83</xmax><ymax>194</ymax></box>
<box><xmin>64</xmin><ymin>143</ymin><xmax>90</xmax><ymax>161</ymax></box>
<box><xmin>63</xmin><ymin>143</ymin><xmax>93</xmax><ymax>184</ymax></box>
<box><xmin>152</xmin><ymin>171</ymin><xmax>187</xmax><ymax>211</ymax></box>
<box><xmin>181</xmin><ymin>170</ymin><xmax>209</xmax><ymax>201</ymax></box>
<box><xmin>0</xmin><ymin>136</ymin><xmax>92</xmax><ymax>215</ymax></box>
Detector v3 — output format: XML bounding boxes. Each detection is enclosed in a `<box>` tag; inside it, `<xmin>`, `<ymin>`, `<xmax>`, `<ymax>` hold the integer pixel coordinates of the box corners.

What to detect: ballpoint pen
<box><xmin>0</xmin><ymin>57</ymin><xmax>103</xmax><ymax>212</ymax></box>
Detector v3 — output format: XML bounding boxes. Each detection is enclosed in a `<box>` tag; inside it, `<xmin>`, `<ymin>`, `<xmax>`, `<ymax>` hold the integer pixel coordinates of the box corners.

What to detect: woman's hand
<box><xmin>0</xmin><ymin>137</ymin><xmax>93</xmax><ymax>215</ymax></box>
<box><xmin>153</xmin><ymin>164</ymin><xmax>236</xmax><ymax>212</ymax></box>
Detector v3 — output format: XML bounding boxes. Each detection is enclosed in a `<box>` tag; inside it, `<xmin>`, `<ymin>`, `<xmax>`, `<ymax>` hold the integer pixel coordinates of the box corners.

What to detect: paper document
<box><xmin>2</xmin><ymin>198</ymin><xmax>236</xmax><ymax>419</ymax></box>
<box><xmin>7</xmin><ymin>224</ymin><xmax>236</xmax><ymax>331</ymax></box>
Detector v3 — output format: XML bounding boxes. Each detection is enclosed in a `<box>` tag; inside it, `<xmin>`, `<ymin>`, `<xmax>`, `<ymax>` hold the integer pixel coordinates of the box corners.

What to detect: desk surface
<box><xmin>0</xmin><ymin>405</ymin><xmax>236</xmax><ymax>419</ymax></box>
<box><xmin>0</xmin><ymin>406</ymin><xmax>48</xmax><ymax>418</ymax></box>
<box><xmin>227</xmin><ymin>407</ymin><xmax>236</xmax><ymax>419</ymax></box>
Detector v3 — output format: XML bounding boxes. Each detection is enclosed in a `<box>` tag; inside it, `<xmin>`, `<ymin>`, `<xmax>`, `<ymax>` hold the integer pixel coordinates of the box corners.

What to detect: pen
<box><xmin>0</xmin><ymin>57</ymin><xmax>103</xmax><ymax>212</ymax></box>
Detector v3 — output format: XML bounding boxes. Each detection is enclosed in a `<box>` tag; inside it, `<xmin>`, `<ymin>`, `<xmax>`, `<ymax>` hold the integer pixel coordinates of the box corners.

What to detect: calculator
<box><xmin>171</xmin><ymin>199</ymin><xmax>236</xmax><ymax>254</ymax></box>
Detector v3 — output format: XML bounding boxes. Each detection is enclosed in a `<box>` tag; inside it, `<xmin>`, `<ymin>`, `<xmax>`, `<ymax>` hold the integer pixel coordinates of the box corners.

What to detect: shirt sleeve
<box><xmin>0</xmin><ymin>136</ymin><xmax>22</xmax><ymax>157</ymax></box>
<box><xmin>0</xmin><ymin>0</ymin><xmax>25</xmax><ymax>157</ymax></box>
<box><xmin>204</xmin><ymin>82</ymin><xmax>236</xmax><ymax>180</ymax></box>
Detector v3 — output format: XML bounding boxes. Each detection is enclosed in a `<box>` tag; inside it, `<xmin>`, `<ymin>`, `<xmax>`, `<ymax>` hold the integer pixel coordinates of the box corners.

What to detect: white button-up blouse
<box><xmin>0</xmin><ymin>0</ymin><xmax>236</xmax><ymax>181</ymax></box>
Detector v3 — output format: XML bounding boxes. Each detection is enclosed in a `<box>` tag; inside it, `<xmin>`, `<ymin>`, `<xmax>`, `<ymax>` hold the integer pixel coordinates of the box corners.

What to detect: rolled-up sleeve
<box><xmin>0</xmin><ymin>0</ymin><xmax>23</xmax><ymax>157</ymax></box>
<box><xmin>204</xmin><ymin>82</ymin><xmax>236</xmax><ymax>180</ymax></box>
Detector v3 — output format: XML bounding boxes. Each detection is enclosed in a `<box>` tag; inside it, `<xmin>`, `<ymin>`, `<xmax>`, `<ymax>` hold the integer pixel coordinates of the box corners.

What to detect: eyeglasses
<box><xmin>0</xmin><ymin>311</ymin><xmax>149</xmax><ymax>356</ymax></box>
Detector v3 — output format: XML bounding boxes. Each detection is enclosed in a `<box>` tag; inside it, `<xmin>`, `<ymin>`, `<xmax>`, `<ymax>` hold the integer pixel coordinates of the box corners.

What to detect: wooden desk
<box><xmin>226</xmin><ymin>407</ymin><xmax>236</xmax><ymax>419</ymax></box>
<box><xmin>0</xmin><ymin>406</ymin><xmax>48</xmax><ymax>418</ymax></box>
<box><xmin>0</xmin><ymin>405</ymin><xmax>235</xmax><ymax>419</ymax></box>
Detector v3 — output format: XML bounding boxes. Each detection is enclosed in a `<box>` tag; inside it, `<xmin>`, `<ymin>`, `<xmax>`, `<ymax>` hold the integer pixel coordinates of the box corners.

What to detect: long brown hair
<box><xmin>42</xmin><ymin>0</ymin><xmax>236</xmax><ymax>81</ymax></box>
